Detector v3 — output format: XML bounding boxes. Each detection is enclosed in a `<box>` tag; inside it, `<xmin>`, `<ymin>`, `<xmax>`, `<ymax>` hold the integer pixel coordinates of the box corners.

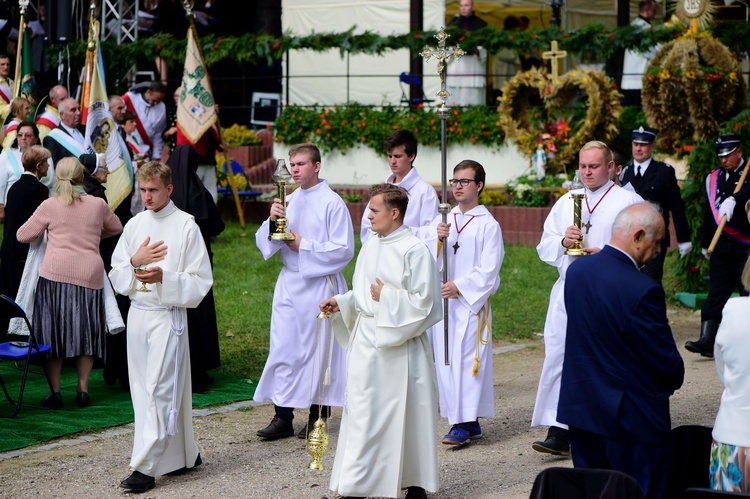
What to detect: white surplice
<box><xmin>360</xmin><ymin>167</ymin><xmax>438</xmax><ymax>244</ymax></box>
<box><xmin>421</xmin><ymin>205</ymin><xmax>504</xmax><ymax>424</ymax></box>
<box><xmin>329</xmin><ymin>227</ymin><xmax>442</xmax><ymax>498</ymax></box>
<box><xmin>254</xmin><ymin>179</ymin><xmax>354</xmax><ymax>409</ymax></box>
<box><xmin>532</xmin><ymin>181</ymin><xmax>642</xmax><ymax>428</ymax></box>
<box><xmin>109</xmin><ymin>201</ymin><xmax>213</xmax><ymax>476</ymax></box>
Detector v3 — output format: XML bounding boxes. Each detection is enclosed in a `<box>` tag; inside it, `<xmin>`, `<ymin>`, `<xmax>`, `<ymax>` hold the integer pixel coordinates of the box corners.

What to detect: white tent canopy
<box><xmin>282</xmin><ymin>0</ymin><xmax>445</xmax><ymax>107</ymax></box>
<box><xmin>281</xmin><ymin>0</ymin><xmax>647</xmax><ymax>106</ymax></box>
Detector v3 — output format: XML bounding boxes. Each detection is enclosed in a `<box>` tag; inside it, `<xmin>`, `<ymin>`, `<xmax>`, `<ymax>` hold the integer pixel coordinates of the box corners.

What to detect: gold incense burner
<box><xmin>306</xmin><ymin>418</ymin><xmax>329</xmax><ymax>470</ymax></box>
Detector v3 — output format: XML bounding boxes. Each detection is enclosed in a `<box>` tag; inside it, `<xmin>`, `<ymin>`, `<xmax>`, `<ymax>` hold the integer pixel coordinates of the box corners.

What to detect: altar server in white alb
<box><xmin>254</xmin><ymin>143</ymin><xmax>354</xmax><ymax>441</ymax></box>
<box><xmin>321</xmin><ymin>183</ymin><xmax>442</xmax><ymax>499</ymax></box>
<box><xmin>531</xmin><ymin>141</ymin><xmax>643</xmax><ymax>457</ymax></box>
<box><xmin>360</xmin><ymin>129</ymin><xmax>438</xmax><ymax>244</ymax></box>
<box><xmin>109</xmin><ymin>161</ymin><xmax>213</xmax><ymax>493</ymax></box>
<box><xmin>417</xmin><ymin>160</ymin><xmax>504</xmax><ymax>446</ymax></box>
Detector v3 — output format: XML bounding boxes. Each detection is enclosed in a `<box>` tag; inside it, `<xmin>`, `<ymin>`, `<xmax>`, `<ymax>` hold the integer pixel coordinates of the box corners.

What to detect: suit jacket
<box><xmin>42</xmin><ymin>124</ymin><xmax>98</xmax><ymax>175</ymax></box>
<box><xmin>622</xmin><ymin>158</ymin><xmax>690</xmax><ymax>248</ymax></box>
<box><xmin>0</xmin><ymin>174</ymin><xmax>48</xmax><ymax>260</ymax></box>
<box><xmin>558</xmin><ymin>245</ymin><xmax>684</xmax><ymax>445</ymax></box>
<box><xmin>700</xmin><ymin>161</ymin><xmax>750</xmax><ymax>252</ymax></box>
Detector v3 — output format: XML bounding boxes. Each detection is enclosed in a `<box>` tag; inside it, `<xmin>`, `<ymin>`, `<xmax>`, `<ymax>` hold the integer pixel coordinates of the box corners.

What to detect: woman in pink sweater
<box><xmin>17</xmin><ymin>157</ymin><xmax>122</xmax><ymax>409</ymax></box>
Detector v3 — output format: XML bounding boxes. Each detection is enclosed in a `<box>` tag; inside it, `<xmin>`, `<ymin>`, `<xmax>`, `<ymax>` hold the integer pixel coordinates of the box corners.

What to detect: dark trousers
<box><xmin>640</xmin><ymin>251</ymin><xmax>665</xmax><ymax>284</ymax></box>
<box><xmin>569</xmin><ymin>426</ymin><xmax>671</xmax><ymax>499</ymax></box>
<box><xmin>702</xmin><ymin>247</ymin><xmax>750</xmax><ymax>322</ymax></box>
<box><xmin>275</xmin><ymin>404</ymin><xmax>331</xmax><ymax>423</ymax></box>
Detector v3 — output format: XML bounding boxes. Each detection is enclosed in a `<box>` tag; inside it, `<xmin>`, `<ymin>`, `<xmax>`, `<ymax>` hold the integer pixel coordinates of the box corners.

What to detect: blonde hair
<box><xmin>743</xmin><ymin>256</ymin><xmax>750</xmax><ymax>292</ymax></box>
<box><xmin>580</xmin><ymin>140</ymin><xmax>613</xmax><ymax>164</ymax></box>
<box><xmin>21</xmin><ymin>145</ymin><xmax>51</xmax><ymax>172</ymax></box>
<box><xmin>136</xmin><ymin>161</ymin><xmax>172</xmax><ymax>185</ymax></box>
<box><xmin>54</xmin><ymin>157</ymin><xmax>84</xmax><ymax>204</ymax></box>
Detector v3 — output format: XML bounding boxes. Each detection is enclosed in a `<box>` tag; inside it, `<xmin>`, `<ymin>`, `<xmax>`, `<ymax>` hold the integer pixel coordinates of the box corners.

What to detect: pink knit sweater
<box><xmin>17</xmin><ymin>195</ymin><xmax>123</xmax><ymax>290</ymax></box>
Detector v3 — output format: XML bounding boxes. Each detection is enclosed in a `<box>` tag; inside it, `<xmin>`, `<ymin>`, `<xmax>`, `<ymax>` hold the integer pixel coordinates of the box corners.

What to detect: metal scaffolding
<box><xmin>101</xmin><ymin>0</ymin><xmax>139</xmax><ymax>43</ymax></box>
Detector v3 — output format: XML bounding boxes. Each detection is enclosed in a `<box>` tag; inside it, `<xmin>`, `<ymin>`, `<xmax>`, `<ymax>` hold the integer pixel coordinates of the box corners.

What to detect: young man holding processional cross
<box><xmin>531</xmin><ymin>141</ymin><xmax>642</xmax><ymax>457</ymax></box>
<box><xmin>414</xmin><ymin>160</ymin><xmax>504</xmax><ymax>446</ymax></box>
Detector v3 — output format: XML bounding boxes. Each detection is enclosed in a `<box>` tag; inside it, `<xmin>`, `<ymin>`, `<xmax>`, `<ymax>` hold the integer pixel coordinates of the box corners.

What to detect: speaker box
<box><xmin>44</xmin><ymin>0</ymin><xmax>73</xmax><ymax>43</ymax></box>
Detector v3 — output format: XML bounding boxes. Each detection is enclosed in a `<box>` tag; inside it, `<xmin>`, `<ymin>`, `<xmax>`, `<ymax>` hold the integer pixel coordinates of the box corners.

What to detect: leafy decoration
<box><xmin>498</xmin><ymin>68</ymin><xmax>622</xmax><ymax>173</ymax></box>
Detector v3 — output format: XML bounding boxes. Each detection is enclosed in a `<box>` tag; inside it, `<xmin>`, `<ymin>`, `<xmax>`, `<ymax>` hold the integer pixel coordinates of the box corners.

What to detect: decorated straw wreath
<box><xmin>642</xmin><ymin>33</ymin><xmax>745</xmax><ymax>145</ymax></box>
<box><xmin>498</xmin><ymin>66</ymin><xmax>622</xmax><ymax>173</ymax></box>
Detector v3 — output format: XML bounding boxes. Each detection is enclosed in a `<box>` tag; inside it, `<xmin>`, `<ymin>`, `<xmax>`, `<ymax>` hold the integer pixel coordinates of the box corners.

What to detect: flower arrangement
<box><xmin>222</xmin><ymin>124</ymin><xmax>262</xmax><ymax>147</ymax></box>
<box><xmin>498</xmin><ymin>67</ymin><xmax>622</xmax><ymax>173</ymax></box>
<box><xmin>214</xmin><ymin>156</ymin><xmax>249</xmax><ymax>191</ymax></box>
<box><xmin>507</xmin><ymin>172</ymin><xmax>571</xmax><ymax>207</ymax></box>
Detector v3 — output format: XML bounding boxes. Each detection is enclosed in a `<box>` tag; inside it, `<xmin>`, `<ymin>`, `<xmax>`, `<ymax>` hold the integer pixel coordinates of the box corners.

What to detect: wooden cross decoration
<box><xmin>542</xmin><ymin>40</ymin><xmax>567</xmax><ymax>80</ymax></box>
<box><xmin>420</xmin><ymin>27</ymin><xmax>465</xmax><ymax>104</ymax></box>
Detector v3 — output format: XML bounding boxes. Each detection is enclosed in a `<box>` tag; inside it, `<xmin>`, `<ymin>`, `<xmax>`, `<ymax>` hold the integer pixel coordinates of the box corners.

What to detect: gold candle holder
<box><xmin>566</xmin><ymin>170</ymin><xmax>587</xmax><ymax>257</ymax></box>
<box><xmin>306</xmin><ymin>417</ymin><xmax>329</xmax><ymax>470</ymax></box>
<box><xmin>269</xmin><ymin>159</ymin><xmax>295</xmax><ymax>241</ymax></box>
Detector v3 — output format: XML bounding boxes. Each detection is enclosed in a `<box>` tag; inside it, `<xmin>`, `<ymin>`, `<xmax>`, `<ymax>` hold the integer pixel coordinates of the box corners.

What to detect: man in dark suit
<box><xmin>42</xmin><ymin>97</ymin><xmax>103</xmax><ymax>175</ymax></box>
<box><xmin>0</xmin><ymin>145</ymin><xmax>50</xmax><ymax>340</ymax></box>
<box><xmin>685</xmin><ymin>134</ymin><xmax>750</xmax><ymax>357</ymax></box>
<box><xmin>621</xmin><ymin>126</ymin><xmax>692</xmax><ymax>283</ymax></box>
<box><xmin>558</xmin><ymin>202</ymin><xmax>685</xmax><ymax>499</ymax></box>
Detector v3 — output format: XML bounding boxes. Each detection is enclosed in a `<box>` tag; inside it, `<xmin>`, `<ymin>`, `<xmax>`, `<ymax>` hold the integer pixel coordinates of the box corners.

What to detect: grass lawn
<box><xmin>2</xmin><ymin>219</ymin><xmax>686</xmax><ymax>383</ymax></box>
<box><xmin>213</xmin><ymin>221</ymin><xmax>557</xmax><ymax>381</ymax></box>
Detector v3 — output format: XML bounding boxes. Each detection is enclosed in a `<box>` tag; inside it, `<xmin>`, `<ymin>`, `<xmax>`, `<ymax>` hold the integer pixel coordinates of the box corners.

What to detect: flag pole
<box><xmin>12</xmin><ymin>0</ymin><xmax>30</xmax><ymax>98</ymax></box>
<box><xmin>182</xmin><ymin>1</ymin><xmax>246</xmax><ymax>233</ymax></box>
<box><xmin>80</xmin><ymin>1</ymin><xmax>97</xmax><ymax>122</ymax></box>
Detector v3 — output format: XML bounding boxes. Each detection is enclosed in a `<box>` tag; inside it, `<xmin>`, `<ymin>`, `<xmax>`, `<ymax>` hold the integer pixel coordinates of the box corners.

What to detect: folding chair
<box><xmin>0</xmin><ymin>294</ymin><xmax>54</xmax><ymax>418</ymax></box>
<box><xmin>399</xmin><ymin>72</ymin><xmax>434</xmax><ymax>105</ymax></box>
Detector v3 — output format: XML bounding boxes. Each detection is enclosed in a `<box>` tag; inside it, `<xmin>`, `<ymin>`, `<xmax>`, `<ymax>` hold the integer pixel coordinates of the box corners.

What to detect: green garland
<box><xmin>70</xmin><ymin>21</ymin><xmax>750</xmax><ymax>79</ymax></box>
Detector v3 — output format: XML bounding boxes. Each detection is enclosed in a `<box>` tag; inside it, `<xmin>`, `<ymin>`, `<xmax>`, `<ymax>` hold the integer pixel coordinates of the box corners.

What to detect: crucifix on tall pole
<box><xmin>420</xmin><ymin>27</ymin><xmax>464</xmax><ymax>366</ymax></box>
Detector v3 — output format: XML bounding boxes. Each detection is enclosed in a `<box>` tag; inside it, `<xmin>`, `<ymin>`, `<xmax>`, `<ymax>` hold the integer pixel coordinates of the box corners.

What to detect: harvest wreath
<box><xmin>498</xmin><ymin>67</ymin><xmax>622</xmax><ymax>173</ymax></box>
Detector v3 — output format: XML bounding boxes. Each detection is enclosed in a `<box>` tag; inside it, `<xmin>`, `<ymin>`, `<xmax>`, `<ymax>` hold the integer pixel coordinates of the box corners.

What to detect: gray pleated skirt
<box><xmin>32</xmin><ymin>276</ymin><xmax>107</xmax><ymax>359</ymax></box>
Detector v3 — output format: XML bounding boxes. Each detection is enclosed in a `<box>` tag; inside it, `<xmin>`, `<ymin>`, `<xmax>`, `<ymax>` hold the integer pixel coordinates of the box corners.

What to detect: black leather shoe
<box><xmin>532</xmin><ymin>435</ymin><xmax>571</xmax><ymax>456</ymax></box>
<box><xmin>41</xmin><ymin>392</ymin><xmax>62</xmax><ymax>410</ymax></box>
<box><xmin>257</xmin><ymin>416</ymin><xmax>294</xmax><ymax>440</ymax></box>
<box><xmin>75</xmin><ymin>392</ymin><xmax>90</xmax><ymax>408</ymax></box>
<box><xmin>164</xmin><ymin>453</ymin><xmax>202</xmax><ymax>476</ymax></box>
<box><xmin>119</xmin><ymin>471</ymin><xmax>155</xmax><ymax>492</ymax></box>
<box><xmin>405</xmin><ymin>486</ymin><xmax>428</xmax><ymax>499</ymax></box>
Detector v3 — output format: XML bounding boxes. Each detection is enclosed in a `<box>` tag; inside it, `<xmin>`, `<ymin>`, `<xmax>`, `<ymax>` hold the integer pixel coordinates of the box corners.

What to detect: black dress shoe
<box><xmin>257</xmin><ymin>416</ymin><xmax>294</xmax><ymax>440</ymax></box>
<box><xmin>532</xmin><ymin>435</ymin><xmax>571</xmax><ymax>456</ymax></box>
<box><xmin>75</xmin><ymin>392</ymin><xmax>90</xmax><ymax>408</ymax></box>
<box><xmin>405</xmin><ymin>486</ymin><xmax>428</xmax><ymax>499</ymax></box>
<box><xmin>119</xmin><ymin>470</ymin><xmax>155</xmax><ymax>492</ymax></box>
<box><xmin>41</xmin><ymin>392</ymin><xmax>62</xmax><ymax>410</ymax></box>
<box><xmin>164</xmin><ymin>453</ymin><xmax>202</xmax><ymax>476</ymax></box>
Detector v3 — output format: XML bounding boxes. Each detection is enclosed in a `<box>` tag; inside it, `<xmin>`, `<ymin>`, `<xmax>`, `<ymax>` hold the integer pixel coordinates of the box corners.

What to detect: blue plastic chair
<box><xmin>0</xmin><ymin>294</ymin><xmax>54</xmax><ymax>418</ymax></box>
<box><xmin>217</xmin><ymin>160</ymin><xmax>263</xmax><ymax>201</ymax></box>
<box><xmin>400</xmin><ymin>72</ymin><xmax>434</xmax><ymax>105</ymax></box>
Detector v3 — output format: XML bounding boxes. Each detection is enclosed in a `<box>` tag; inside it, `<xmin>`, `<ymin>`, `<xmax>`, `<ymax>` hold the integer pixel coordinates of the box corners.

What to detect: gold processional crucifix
<box><xmin>419</xmin><ymin>27</ymin><xmax>465</xmax><ymax>367</ymax></box>
<box><xmin>419</xmin><ymin>27</ymin><xmax>465</xmax><ymax>105</ymax></box>
<box><xmin>542</xmin><ymin>40</ymin><xmax>568</xmax><ymax>80</ymax></box>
